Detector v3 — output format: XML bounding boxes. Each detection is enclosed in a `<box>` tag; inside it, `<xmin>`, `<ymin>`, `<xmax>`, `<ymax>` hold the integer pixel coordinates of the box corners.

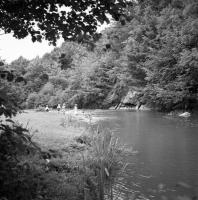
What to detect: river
<box><xmin>90</xmin><ymin>110</ymin><xmax>198</xmax><ymax>200</ymax></box>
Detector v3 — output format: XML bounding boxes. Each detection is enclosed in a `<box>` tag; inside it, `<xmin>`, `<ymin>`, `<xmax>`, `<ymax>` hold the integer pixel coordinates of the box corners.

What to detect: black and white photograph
<box><xmin>0</xmin><ymin>0</ymin><xmax>198</xmax><ymax>199</ymax></box>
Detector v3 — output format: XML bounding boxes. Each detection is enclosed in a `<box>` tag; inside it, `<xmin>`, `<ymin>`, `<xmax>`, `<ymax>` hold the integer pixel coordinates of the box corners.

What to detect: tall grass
<box><xmin>92</xmin><ymin>128</ymin><xmax>119</xmax><ymax>200</ymax></box>
<box><xmin>79</xmin><ymin>125</ymin><xmax>133</xmax><ymax>200</ymax></box>
<box><xmin>60</xmin><ymin>111</ymin><xmax>133</xmax><ymax>200</ymax></box>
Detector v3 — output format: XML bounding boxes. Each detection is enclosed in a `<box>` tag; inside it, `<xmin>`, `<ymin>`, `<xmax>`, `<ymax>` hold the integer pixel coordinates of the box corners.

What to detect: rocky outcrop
<box><xmin>138</xmin><ymin>105</ymin><xmax>151</xmax><ymax>111</ymax></box>
<box><xmin>108</xmin><ymin>87</ymin><xmax>151</xmax><ymax>111</ymax></box>
<box><xmin>114</xmin><ymin>87</ymin><xmax>151</xmax><ymax>110</ymax></box>
<box><xmin>122</xmin><ymin>90</ymin><xmax>139</xmax><ymax>105</ymax></box>
<box><xmin>117</xmin><ymin>88</ymin><xmax>142</xmax><ymax>109</ymax></box>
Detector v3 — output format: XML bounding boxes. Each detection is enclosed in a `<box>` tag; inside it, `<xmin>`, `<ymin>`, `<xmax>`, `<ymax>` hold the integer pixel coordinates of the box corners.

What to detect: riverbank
<box><xmin>10</xmin><ymin>109</ymin><xmax>133</xmax><ymax>200</ymax></box>
<box><xmin>14</xmin><ymin>110</ymin><xmax>85</xmax><ymax>148</ymax></box>
<box><xmin>14</xmin><ymin>109</ymin><xmax>117</xmax><ymax>148</ymax></box>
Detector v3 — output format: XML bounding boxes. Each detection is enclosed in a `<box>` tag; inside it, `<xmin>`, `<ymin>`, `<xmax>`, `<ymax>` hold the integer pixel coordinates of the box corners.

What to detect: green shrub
<box><xmin>0</xmin><ymin>120</ymin><xmax>43</xmax><ymax>200</ymax></box>
<box><xmin>26</xmin><ymin>92</ymin><xmax>40</xmax><ymax>109</ymax></box>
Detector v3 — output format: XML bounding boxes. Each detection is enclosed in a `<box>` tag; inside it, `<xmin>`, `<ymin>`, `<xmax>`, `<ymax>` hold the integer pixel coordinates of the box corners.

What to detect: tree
<box><xmin>9</xmin><ymin>56</ymin><xmax>30</xmax><ymax>76</ymax></box>
<box><xmin>0</xmin><ymin>0</ymin><xmax>129</xmax><ymax>45</ymax></box>
<box><xmin>21</xmin><ymin>58</ymin><xmax>49</xmax><ymax>106</ymax></box>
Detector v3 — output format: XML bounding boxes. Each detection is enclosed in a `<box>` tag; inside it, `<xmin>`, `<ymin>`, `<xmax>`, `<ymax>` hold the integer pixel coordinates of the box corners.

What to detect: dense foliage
<box><xmin>2</xmin><ymin>0</ymin><xmax>198</xmax><ymax>112</ymax></box>
<box><xmin>131</xmin><ymin>0</ymin><xmax>198</xmax><ymax>111</ymax></box>
<box><xmin>6</xmin><ymin>1</ymin><xmax>198</xmax><ymax>111</ymax></box>
<box><xmin>0</xmin><ymin>0</ymin><xmax>130</xmax><ymax>44</ymax></box>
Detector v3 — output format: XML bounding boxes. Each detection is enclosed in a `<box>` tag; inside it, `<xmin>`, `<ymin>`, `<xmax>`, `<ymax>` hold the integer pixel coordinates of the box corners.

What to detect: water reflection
<box><xmin>91</xmin><ymin>110</ymin><xmax>198</xmax><ymax>199</ymax></box>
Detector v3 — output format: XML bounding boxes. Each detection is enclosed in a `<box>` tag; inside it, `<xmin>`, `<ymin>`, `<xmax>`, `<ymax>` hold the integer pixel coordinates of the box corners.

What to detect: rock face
<box><xmin>122</xmin><ymin>90</ymin><xmax>139</xmax><ymax>105</ymax></box>
<box><xmin>119</xmin><ymin>87</ymin><xmax>143</xmax><ymax>109</ymax></box>
<box><xmin>108</xmin><ymin>87</ymin><xmax>151</xmax><ymax>111</ymax></box>
<box><xmin>138</xmin><ymin>105</ymin><xmax>151</xmax><ymax>111</ymax></box>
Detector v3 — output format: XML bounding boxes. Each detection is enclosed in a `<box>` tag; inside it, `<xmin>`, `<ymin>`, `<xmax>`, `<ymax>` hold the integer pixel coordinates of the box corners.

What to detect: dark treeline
<box><xmin>2</xmin><ymin>0</ymin><xmax>198</xmax><ymax>112</ymax></box>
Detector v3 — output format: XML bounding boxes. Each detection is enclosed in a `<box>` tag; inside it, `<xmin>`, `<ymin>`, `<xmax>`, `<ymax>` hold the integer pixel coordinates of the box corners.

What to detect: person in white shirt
<box><xmin>45</xmin><ymin>105</ymin><xmax>49</xmax><ymax>112</ymax></box>
<box><xmin>57</xmin><ymin>104</ymin><xmax>61</xmax><ymax>112</ymax></box>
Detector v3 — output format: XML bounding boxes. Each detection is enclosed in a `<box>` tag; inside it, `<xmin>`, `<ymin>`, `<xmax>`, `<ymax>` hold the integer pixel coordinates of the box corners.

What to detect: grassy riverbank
<box><xmin>5</xmin><ymin>109</ymin><xmax>132</xmax><ymax>200</ymax></box>
<box><xmin>14</xmin><ymin>110</ymin><xmax>86</xmax><ymax>148</ymax></box>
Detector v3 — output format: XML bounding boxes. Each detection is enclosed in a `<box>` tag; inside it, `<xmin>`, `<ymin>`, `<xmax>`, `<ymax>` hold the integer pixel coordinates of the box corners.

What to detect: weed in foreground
<box><xmin>78</xmin><ymin>126</ymin><xmax>135</xmax><ymax>200</ymax></box>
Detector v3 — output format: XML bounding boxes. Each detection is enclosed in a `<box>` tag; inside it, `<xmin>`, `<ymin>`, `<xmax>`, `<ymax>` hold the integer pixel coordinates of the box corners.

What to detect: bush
<box><xmin>26</xmin><ymin>92</ymin><xmax>40</xmax><ymax>109</ymax></box>
<box><xmin>0</xmin><ymin>120</ymin><xmax>43</xmax><ymax>200</ymax></box>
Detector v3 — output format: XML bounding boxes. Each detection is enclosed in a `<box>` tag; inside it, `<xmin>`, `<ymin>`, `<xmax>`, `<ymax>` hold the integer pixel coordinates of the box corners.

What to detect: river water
<box><xmin>90</xmin><ymin>110</ymin><xmax>198</xmax><ymax>199</ymax></box>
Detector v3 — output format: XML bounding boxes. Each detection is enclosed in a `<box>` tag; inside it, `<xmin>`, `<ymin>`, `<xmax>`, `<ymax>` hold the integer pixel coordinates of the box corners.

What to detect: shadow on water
<box><xmin>89</xmin><ymin>110</ymin><xmax>198</xmax><ymax>200</ymax></box>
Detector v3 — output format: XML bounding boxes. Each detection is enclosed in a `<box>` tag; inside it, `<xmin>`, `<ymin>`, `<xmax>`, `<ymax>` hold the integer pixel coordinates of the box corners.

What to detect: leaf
<box><xmin>104</xmin><ymin>167</ymin><xmax>109</xmax><ymax>177</ymax></box>
<box><xmin>5</xmin><ymin>119</ymin><xmax>14</xmax><ymax>123</ymax></box>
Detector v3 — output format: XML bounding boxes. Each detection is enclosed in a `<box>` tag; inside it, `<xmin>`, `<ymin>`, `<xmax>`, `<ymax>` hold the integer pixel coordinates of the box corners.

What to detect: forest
<box><xmin>1</xmin><ymin>0</ymin><xmax>198</xmax><ymax>112</ymax></box>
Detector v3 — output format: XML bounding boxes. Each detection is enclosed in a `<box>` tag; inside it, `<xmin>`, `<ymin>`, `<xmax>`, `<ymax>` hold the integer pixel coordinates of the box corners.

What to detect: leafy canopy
<box><xmin>0</xmin><ymin>0</ymin><xmax>129</xmax><ymax>45</ymax></box>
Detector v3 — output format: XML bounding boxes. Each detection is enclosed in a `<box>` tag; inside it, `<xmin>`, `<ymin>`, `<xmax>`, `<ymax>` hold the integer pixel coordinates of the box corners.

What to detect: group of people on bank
<box><xmin>44</xmin><ymin>103</ymin><xmax>66</xmax><ymax>112</ymax></box>
<box><xmin>44</xmin><ymin>103</ymin><xmax>78</xmax><ymax>114</ymax></box>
